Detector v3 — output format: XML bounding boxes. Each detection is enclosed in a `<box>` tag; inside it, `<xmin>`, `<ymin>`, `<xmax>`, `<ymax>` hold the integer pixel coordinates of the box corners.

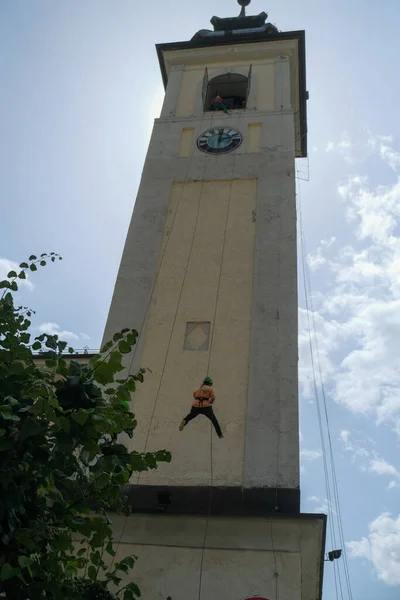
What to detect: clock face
<box><xmin>197</xmin><ymin>127</ymin><xmax>243</xmax><ymax>154</ymax></box>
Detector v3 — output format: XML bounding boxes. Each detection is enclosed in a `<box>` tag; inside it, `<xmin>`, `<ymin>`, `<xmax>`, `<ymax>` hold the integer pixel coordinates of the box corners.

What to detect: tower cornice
<box><xmin>156</xmin><ymin>30</ymin><xmax>308</xmax><ymax>156</ymax></box>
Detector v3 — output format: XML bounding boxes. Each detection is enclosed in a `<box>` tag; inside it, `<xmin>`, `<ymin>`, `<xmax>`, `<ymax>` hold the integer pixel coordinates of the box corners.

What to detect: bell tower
<box><xmin>103</xmin><ymin>2</ymin><xmax>326</xmax><ymax>598</ymax></box>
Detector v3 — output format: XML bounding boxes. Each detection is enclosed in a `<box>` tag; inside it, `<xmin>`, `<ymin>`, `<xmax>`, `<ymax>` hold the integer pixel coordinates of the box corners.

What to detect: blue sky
<box><xmin>1</xmin><ymin>1</ymin><xmax>400</xmax><ymax>599</ymax></box>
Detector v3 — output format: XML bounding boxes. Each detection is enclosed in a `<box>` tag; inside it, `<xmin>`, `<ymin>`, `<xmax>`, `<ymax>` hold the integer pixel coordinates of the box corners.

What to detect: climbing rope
<box><xmin>297</xmin><ymin>173</ymin><xmax>353</xmax><ymax>600</ymax></box>
<box><xmin>137</xmin><ymin>109</ymin><xmax>219</xmax><ymax>469</ymax></box>
<box><xmin>110</xmin><ymin>109</ymin><xmax>216</xmax><ymax>565</ymax></box>
<box><xmin>196</xmin><ymin>110</ymin><xmax>244</xmax><ymax>600</ymax></box>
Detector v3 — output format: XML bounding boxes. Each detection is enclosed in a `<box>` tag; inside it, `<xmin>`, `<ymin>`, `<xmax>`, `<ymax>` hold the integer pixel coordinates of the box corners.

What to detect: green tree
<box><xmin>0</xmin><ymin>254</ymin><xmax>171</xmax><ymax>599</ymax></box>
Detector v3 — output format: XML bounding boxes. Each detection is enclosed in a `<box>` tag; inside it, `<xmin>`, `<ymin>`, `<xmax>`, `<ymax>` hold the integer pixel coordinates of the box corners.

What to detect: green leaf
<box><xmin>92</xmin><ymin>362</ymin><xmax>115</xmax><ymax>386</ymax></box>
<box><xmin>29</xmin><ymin>255</ymin><xmax>37</xmax><ymax>261</ymax></box>
<box><xmin>31</xmin><ymin>341</ymin><xmax>41</xmax><ymax>351</ymax></box>
<box><xmin>29</xmin><ymin>264</ymin><xmax>37</xmax><ymax>272</ymax></box>
<box><xmin>117</xmin><ymin>386</ymin><xmax>131</xmax><ymax>404</ymax></box>
<box><xmin>59</xmin><ymin>417</ymin><xmax>70</xmax><ymax>433</ymax></box>
<box><xmin>126</xmin><ymin>332</ymin><xmax>138</xmax><ymax>346</ymax></box>
<box><xmin>45</xmin><ymin>337</ymin><xmax>57</xmax><ymax>349</ymax></box>
<box><xmin>10</xmin><ymin>281</ymin><xmax>18</xmax><ymax>291</ymax></box>
<box><xmin>0</xmin><ymin>429</ymin><xmax>5</xmax><ymax>436</ymax></box>
<box><xmin>126</xmin><ymin>378</ymin><xmax>136</xmax><ymax>393</ymax></box>
<box><xmin>0</xmin><ymin>563</ymin><xmax>19</xmax><ymax>581</ymax></box>
<box><xmin>88</xmin><ymin>565</ymin><xmax>97</xmax><ymax>581</ymax></box>
<box><xmin>5</xmin><ymin>396</ymin><xmax>18</xmax><ymax>406</ymax></box>
<box><xmin>90</xmin><ymin>550</ymin><xmax>102</xmax><ymax>567</ymax></box>
<box><xmin>96</xmin><ymin>473</ymin><xmax>110</xmax><ymax>489</ymax></box>
<box><xmin>9</xmin><ymin>361</ymin><xmax>26</xmax><ymax>375</ymax></box>
<box><xmin>7</xmin><ymin>270</ymin><xmax>17</xmax><ymax>278</ymax></box>
<box><xmin>121</xmin><ymin>556</ymin><xmax>135</xmax><ymax>569</ymax></box>
<box><xmin>125</xmin><ymin>582</ymin><xmax>141</xmax><ymax>598</ymax></box>
<box><xmin>18</xmin><ymin>271</ymin><xmax>26</xmax><ymax>279</ymax></box>
<box><xmin>100</xmin><ymin>340</ymin><xmax>114</xmax><ymax>354</ymax></box>
<box><xmin>155</xmin><ymin>450</ymin><xmax>172</xmax><ymax>463</ymax></box>
<box><xmin>113</xmin><ymin>332</ymin><xmax>124</xmax><ymax>342</ymax></box>
<box><xmin>19</xmin><ymin>332</ymin><xmax>30</xmax><ymax>344</ymax></box>
<box><xmin>106</xmin><ymin>541</ymin><xmax>115</xmax><ymax>557</ymax></box>
<box><xmin>0</xmin><ymin>439</ymin><xmax>12</xmax><ymax>451</ymax></box>
<box><xmin>0</xmin><ymin>410</ymin><xmax>20</xmax><ymax>422</ymax></box>
<box><xmin>18</xmin><ymin>556</ymin><xmax>33</xmax><ymax>569</ymax></box>
<box><xmin>40</xmin><ymin>260</ymin><xmax>46</xmax><ymax>266</ymax></box>
<box><xmin>118</xmin><ymin>340</ymin><xmax>131</xmax><ymax>354</ymax></box>
<box><xmin>19</xmin><ymin>419</ymin><xmax>43</xmax><ymax>442</ymax></box>
<box><xmin>71</xmin><ymin>410</ymin><xmax>89</xmax><ymax>426</ymax></box>
<box><xmin>77</xmin><ymin>547</ymin><xmax>86</xmax><ymax>556</ymax></box>
<box><xmin>0</xmin><ymin>281</ymin><xmax>11</xmax><ymax>289</ymax></box>
<box><xmin>19</xmin><ymin>262</ymin><xmax>29</xmax><ymax>268</ymax></box>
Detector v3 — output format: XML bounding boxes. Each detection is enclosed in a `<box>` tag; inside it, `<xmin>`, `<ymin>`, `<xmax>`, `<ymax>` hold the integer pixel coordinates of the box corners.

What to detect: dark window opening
<box><xmin>205</xmin><ymin>73</ymin><xmax>249</xmax><ymax>112</ymax></box>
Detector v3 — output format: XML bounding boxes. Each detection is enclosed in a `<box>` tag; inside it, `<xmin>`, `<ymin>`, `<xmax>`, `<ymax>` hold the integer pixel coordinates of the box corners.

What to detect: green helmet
<box><xmin>203</xmin><ymin>376</ymin><xmax>213</xmax><ymax>386</ymax></box>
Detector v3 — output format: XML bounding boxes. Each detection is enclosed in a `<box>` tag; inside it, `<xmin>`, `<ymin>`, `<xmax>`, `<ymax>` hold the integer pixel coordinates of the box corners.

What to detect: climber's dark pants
<box><xmin>184</xmin><ymin>406</ymin><xmax>222</xmax><ymax>437</ymax></box>
<box><xmin>210</xmin><ymin>101</ymin><xmax>229</xmax><ymax>114</ymax></box>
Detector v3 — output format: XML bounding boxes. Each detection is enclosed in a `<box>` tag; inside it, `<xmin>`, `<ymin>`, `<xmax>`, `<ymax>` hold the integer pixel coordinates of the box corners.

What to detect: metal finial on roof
<box><xmin>192</xmin><ymin>0</ymin><xmax>277</xmax><ymax>42</ymax></box>
<box><xmin>237</xmin><ymin>0</ymin><xmax>252</xmax><ymax>18</ymax></box>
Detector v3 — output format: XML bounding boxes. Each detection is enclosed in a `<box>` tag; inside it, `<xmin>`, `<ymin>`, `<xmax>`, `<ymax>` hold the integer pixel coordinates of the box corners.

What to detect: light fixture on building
<box><xmin>325</xmin><ymin>549</ymin><xmax>342</xmax><ymax>562</ymax></box>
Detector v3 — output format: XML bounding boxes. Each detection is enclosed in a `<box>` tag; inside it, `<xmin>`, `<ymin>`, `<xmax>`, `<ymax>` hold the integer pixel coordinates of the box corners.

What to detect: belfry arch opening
<box><xmin>204</xmin><ymin>72</ymin><xmax>250</xmax><ymax>111</ymax></box>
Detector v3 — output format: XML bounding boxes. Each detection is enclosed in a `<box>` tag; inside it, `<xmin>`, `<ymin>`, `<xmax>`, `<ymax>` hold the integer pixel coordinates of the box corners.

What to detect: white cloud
<box><xmin>387</xmin><ymin>481</ymin><xmax>400</xmax><ymax>490</ymax></box>
<box><xmin>307</xmin><ymin>495</ymin><xmax>334</xmax><ymax>515</ymax></box>
<box><xmin>38</xmin><ymin>322</ymin><xmax>79</xmax><ymax>341</ymax></box>
<box><xmin>369</xmin><ymin>458</ymin><xmax>400</xmax><ymax>478</ymax></box>
<box><xmin>325</xmin><ymin>131</ymin><xmax>355</xmax><ymax>163</ymax></box>
<box><xmin>299</xmin><ymin>133</ymin><xmax>400</xmax><ymax>435</ymax></box>
<box><xmin>339</xmin><ymin>429</ymin><xmax>370</xmax><ymax>460</ymax></box>
<box><xmin>79</xmin><ymin>333</ymin><xmax>90</xmax><ymax>340</ymax></box>
<box><xmin>0</xmin><ymin>257</ymin><xmax>34</xmax><ymax>290</ymax></box>
<box><xmin>347</xmin><ymin>512</ymin><xmax>400</xmax><ymax>585</ymax></box>
<box><xmin>300</xmin><ymin>443</ymin><xmax>322</xmax><ymax>475</ymax></box>
<box><xmin>307</xmin><ymin>237</ymin><xmax>337</xmax><ymax>271</ymax></box>
<box><xmin>367</xmin><ymin>133</ymin><xmax>400</xmax><ymax>171</ymax></box>
<box><xmin>298</xmin><ymin>307</ymin><xmax>345</xmax><ymax>399</ymax></box>
<box><xmin>338</xmin><ymin>430</ymin><xmax>400</xmax><ymax>483</ymax></box>
<box><xmin>301</xmin><ymin>449</ymin><xmax>323</xmax><ymax>461</ymax></box>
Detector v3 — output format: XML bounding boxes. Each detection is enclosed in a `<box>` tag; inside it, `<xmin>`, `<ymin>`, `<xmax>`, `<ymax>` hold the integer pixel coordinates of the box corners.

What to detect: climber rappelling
<box><xmin>210</xmin><ymin>92</ymin><xmax>229</xmax><ymax>114</ymax></box>
<box><xmin>179</xmin><ymin>377</ymin><xmax>223</xmax><ymax>438</ymax></box>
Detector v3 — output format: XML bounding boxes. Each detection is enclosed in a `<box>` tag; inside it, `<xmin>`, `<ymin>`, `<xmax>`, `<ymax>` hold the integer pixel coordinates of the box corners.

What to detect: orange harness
<box><xmin>192</xmin><ymin>384</ymin><xmax>215</xmax><ymax>408</ymax></box>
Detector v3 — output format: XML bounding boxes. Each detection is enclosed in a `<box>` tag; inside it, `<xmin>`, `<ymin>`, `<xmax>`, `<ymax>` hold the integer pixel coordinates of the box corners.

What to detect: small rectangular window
<box><xmin>179</xmin><ymin>128</ymin><xmax>194</xmax><ymax>157</ymax></box>
<box><xmin>183</xmin><ymin>322</ymin><xmax>211</xmax><ymax>351</ymax></box>
<box><xmin>247</xmin><ymin>123</ymin><xmax>262</xmax><ymax>153</ymax></box>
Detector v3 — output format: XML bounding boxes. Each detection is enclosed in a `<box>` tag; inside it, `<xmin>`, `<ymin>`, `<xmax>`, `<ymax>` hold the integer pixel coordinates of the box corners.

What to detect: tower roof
<box><xmin>192</xmin><ymin>0</ymin><xmax>279</xmax><ymax>42</ymax></box>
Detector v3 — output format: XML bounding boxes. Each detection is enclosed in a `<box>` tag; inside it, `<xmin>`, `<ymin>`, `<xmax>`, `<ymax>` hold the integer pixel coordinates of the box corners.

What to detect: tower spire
<box><xmin>237</xmin><ymin>0</ymin><xmax>252</xmax><ymax>18</ymax></box>
<box><xmin>192</xmin><ymin>0</ymin><xmax>278</xmax><ymax>41</ymax></box>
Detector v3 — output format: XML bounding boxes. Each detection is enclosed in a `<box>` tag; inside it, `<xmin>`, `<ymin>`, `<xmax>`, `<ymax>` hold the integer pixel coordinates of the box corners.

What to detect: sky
<box><xmin>1</xmin><ymin>1</ymin><xmax>400</xmax><ymax>598</ymax></box>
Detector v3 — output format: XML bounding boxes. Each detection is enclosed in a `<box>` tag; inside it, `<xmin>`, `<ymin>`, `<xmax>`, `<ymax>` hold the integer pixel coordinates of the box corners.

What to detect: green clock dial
<box><xmin>197</xmin><ymin>127</ymin><xmax>243</xmax><ymax>154</ymax></box>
